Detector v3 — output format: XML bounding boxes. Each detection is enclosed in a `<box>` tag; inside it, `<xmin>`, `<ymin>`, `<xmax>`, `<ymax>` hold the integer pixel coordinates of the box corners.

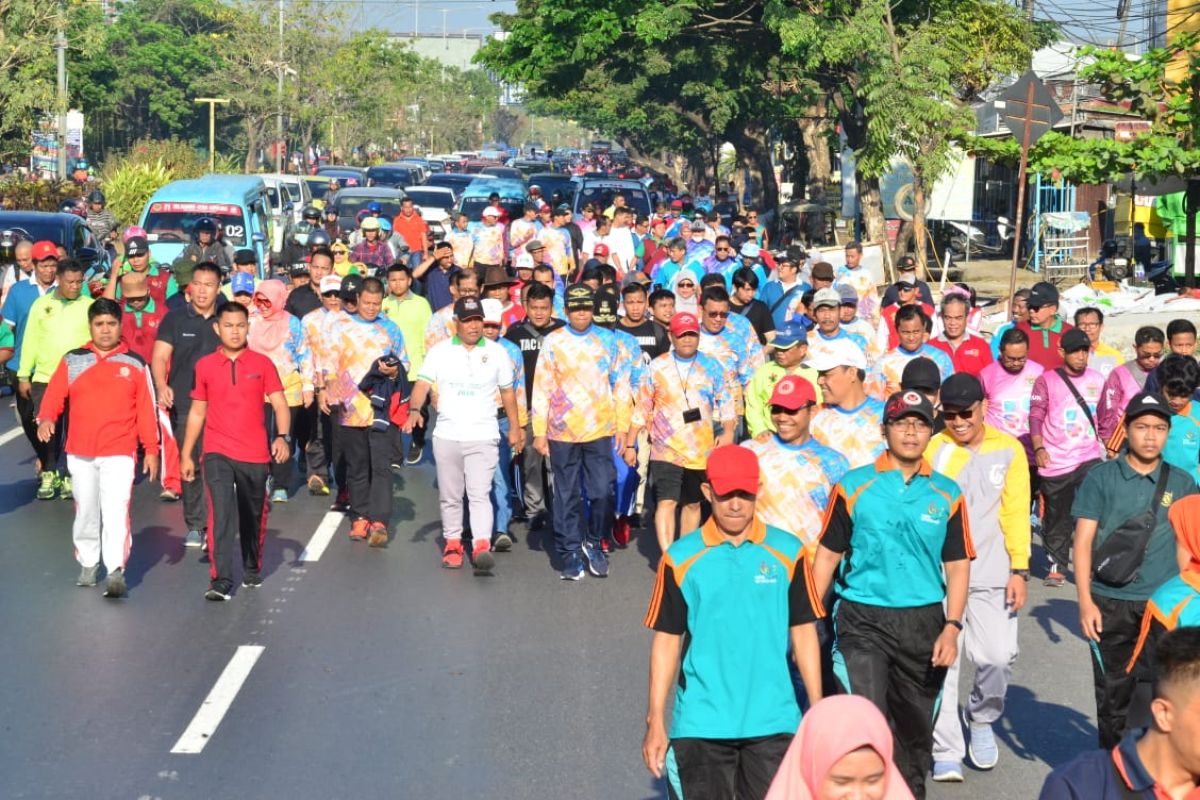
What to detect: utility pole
<box><xmin>276</xmin><ymin>0</ymin><xmax>284</xmax><ymax>174</ymax></box>
<box><xmin>442</xmin><ymin>8</ymin><xmax>448</xmax><ymax>46</ymax></box>
<box><xmin>194</xmin><ymin>98</ymin><xmax>230</xmax><ymax>173</ymax></box>
<box><xmin>56</xmin><ymin>0</ymin><xmax>68</xmax><ymax>178</ymax></box>
<box><xmin>414</xmin><ymin>0</ymin><xmax>420</xmax><ymax>36</ymax></box>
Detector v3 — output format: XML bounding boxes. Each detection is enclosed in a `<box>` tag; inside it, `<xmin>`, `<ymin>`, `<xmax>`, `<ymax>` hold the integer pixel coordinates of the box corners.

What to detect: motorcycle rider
<box><xmin>84</xmin><ymin>190</ymin><xmax>120</xmax><ymax>253</ymax></box>
<box><xmin>179</xmin><ymin>217</ymin><xmax>233</xmax><ymax>271</ymax></box>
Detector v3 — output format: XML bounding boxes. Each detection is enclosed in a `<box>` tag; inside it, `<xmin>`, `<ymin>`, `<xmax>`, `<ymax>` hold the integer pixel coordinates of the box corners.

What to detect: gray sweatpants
<box><xmin>932</xmin><ymin>586</ymin><xmax>1019</xmax><ymax>762</ymax></box>
<box><xmin>433</xmin><ymin>437</ymin><xmax>499</xmax><ymax>542</ymax></box>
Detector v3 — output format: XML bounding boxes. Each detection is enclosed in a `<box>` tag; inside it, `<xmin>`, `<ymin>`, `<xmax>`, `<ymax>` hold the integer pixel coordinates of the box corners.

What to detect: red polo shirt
<box><xmin>392</xmin><ymin>211</ymin><xmax>430</xmax><ymax>254</ymax></box>
<box><xmin>929</xmin><ymin>332</ymin><xmax>993</xmax><ymax>377</ymax></box>
<box><xmin>120</xmin><ymin>299</ymin><xmax>166</xmax><ymax>363</ymax></box>
<box><xmin>1017</xmin><ymin>317</ymin><xmax>1072</xmax><ymax>370</ymax></box>
<box><xmin>191</xmin><ymin>347</ymin><xmax>284</xmax><ymax>464</ymax></box>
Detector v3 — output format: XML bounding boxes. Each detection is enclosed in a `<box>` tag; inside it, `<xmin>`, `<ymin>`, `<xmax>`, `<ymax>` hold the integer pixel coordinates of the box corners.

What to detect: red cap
<box><xmin>706</xmin><ymin>445</ymin><xmax>759</xmax><ymax>496</ymax></box>
<box><xmin>593</xmin><ymin>243</ymin><xmax>610</xmax><ymax>257</ymax></box>
<box><xmin>31</xmin><ymin>240</ymin><xmax>58</xmax><ymax>261</ymax></box>
<box><xmin>670</xmin><ymin>199</ymin><xmax>684</xmax><ymax>209</ymax></box>
<box><xmin>669</xmin><ymin>311</ymin><xmax>700</xmax><ymax>337</ymax></box>
<box><xmin>768</xmin><ymin>375</ymin><xmax>817</xmax><ymax>410</ymax></box>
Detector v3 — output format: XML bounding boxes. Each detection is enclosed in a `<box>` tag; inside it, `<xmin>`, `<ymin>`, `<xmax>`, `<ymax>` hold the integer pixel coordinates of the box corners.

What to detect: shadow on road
<box><xmin>124</xmin><ymin>524</ymin><xmax>180</xmax><ymax>589</ymax></box>
<box><xmin>1030</xmin><ymin>597</ymin><xmax>1084</xmax><ymax>646</ymax></box>
<box><xmin>0</xmin><ymin>477</ymin><xmax>36</xmax><ymax>514</ymax></box>
<box><xmin>997</xmin><ymin>684</ymin><xmax>1096</xmax><ymax>769</ymax></box>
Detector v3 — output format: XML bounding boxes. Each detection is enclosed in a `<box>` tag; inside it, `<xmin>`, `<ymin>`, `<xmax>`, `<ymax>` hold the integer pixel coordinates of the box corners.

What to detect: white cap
<box><xmin>514</xmin><ymin>252</ymin><xmax>535</xmax><ymax>270</ymax></box>
<box><xmin>482</xmin><ymin>206</ymin><xmax>502</xmax><ymax>219</ymax></box>
<box><xmin>811</xmin><ymin>287</ymin><xmax>842</xmax><ymax>309</ymax></box>
<box><xmin>319</xmin><ymin>275</ymin><xmax>342</xmax><ymax>294</ymax></box>
<box><xmin>481</xmin><ymin>298</ymin><xmax>504</xmax><ymax>324</ymax></box>
<box><xmin>805</xmin><ymin>337</ymin><xmax>868</xmax><ymax>371</ymax></box>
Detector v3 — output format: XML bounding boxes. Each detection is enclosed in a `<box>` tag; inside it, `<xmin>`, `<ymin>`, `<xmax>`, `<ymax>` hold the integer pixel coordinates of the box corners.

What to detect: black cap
<box><xmin>233</xmin><ymin>248</ymin><xmax>257</xmax><ymax>265</ymax></box>
<box><xmin>125</xmin><ymin>236</ymin><xmax>150</xmax><ymax>258</ymax></box>
<box><xmin>592</xmin><ymin>288</ymin><xmax>619</xmax><ymax>325</ymax></box>
<box><xmin>289</xmin><ymin>262</ymin><xmax>310</xmax><ymax>275</ymax></box>
<box><xmin>339</xmin><ymin>274</ymin><xmax>364</xmax><ymax>300</ymax></box>
<box><xmin>565</xmin><ymin>283</ymin><xmax>595</xmax><ymax>310</ymax></box>
<box><xmin>453</xmin><ymin>297</ymin><xmax>484</xmax><ymax>321</ymax></box>
<box><xmin>897</xmin><ymin>254</ymin><xmax>917</xmax><ymax>270</ymax></box>
<box><xmin>1061</xmin><ymin>328</ymin><xmax>1091</xmax><ymax>352</ymax></box>
<box><xmin>939</xmin><ymin>373</ymin><xmax>985</xmax><ymax>409</ymax></box>
<box><xmin>1125</xmin><ymin>391</ymin><xmax>1173</xmax><ymax>424</ymax></box>
<box><xmin>1028</xmin><ymin>281</ymin><xmax>1059</xmax><ymax>308</ymax></box>
<box><xmin>554</xmin><ymin>203</ymin><xmax>572</xmax><ymax>215</ymax></box>
<box><xmin>884</xmin><ymin>390</ymin><xmax>936</xmax><ymax>425</ymax></box>
<box><xmin>901</xmin><ymin>357</ymin><xmax>942</xmax><ymax>393</ymax></box>
<box><xmin>894</xmin><ymin>278</ymin><xmax>917</xmax><ymax>290</ymax></box>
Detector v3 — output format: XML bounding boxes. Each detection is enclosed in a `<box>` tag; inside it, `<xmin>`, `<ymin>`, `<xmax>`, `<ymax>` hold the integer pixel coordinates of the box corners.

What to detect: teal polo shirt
<box><xmin>819</xmin><ymin>452</ymin><xmax>974</xmax><ymax>608</ymax></box>
<box><xmin>1072</xmin><ymin>458</ymin><xmax>1198</xmax><ymax>601</ymax></box>
<box><xmin>645</xmin><ymin>518</ymin><xmax>823</xmax><ymax>740</ymax></box>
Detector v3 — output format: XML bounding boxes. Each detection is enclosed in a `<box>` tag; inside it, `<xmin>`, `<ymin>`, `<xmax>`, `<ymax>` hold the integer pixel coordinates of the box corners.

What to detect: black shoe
<box><xmin>629</xmin><ymin>513</ymin><xmax>643</xmax><ymax>530</ymax></box>
<box><xmin>493</xmin><ymin>531</ymin><xmax>513</xmax><ymax>552</ymax></box>
<box><xmin>205</xmin><ymin>587</ymin><xmax>232</xmax><ymax>602</ymax></box>
<box><xmin>103</xmin><ymin>568</ymin><xmax>126</xmax><ymax>598</ymax></box>
<box><xmin>529</xmin><ymin>512</ymin><xmax>546</xmax><ymax>532</ymax></box>
<box><xmin>241</xmin><ymin>572</ymin><xmax>263</xmax><ymax>588</ymax></box>
<box><xmin>405</xmin><ymin>441</ymin><xmax>424</xmax><ymax>465</ymax></box>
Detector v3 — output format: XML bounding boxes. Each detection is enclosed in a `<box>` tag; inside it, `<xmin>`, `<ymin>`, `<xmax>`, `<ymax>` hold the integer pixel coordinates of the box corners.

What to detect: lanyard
<box><xmin>672</xmin><ymin>354</ymin><xmax>696</xmax><ymax>407</ymax></box>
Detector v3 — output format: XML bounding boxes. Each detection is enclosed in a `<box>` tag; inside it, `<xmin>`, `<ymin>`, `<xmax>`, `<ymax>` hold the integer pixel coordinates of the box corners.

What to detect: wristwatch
<box><xmin>276</xmin><ymin>434</ymin><xmax>292</xmax><ymax>445</ymax></box>
<box><xmin>1011</xmin><ymin>569</ymin><xmax>1030</xmax><ymax>581</ymax></box>
<box><xmin>945</xmin><ymin>619</ymin><xmax>964</xmax><ymax>631</ymax></box>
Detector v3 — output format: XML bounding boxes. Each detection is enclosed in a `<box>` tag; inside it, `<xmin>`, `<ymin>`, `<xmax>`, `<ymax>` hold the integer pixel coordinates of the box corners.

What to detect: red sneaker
<box><xmin>349</xmin><ymin>519</ymin><xmax>369</xmax><ymax>541</ymax></box>
<box><xmin>442</xmin><ymin>540</ymin><xmax>464</xmax><ymax>569</ymax></box>
<box><xmin>613</xmin><ymin>516</ymin><xmax>632</xmax><ymax>547</ymax></box>
<box><xmin>472</xmin><ymin>540</ymin><xmax>494</xmax><ymax>573</ymax></box>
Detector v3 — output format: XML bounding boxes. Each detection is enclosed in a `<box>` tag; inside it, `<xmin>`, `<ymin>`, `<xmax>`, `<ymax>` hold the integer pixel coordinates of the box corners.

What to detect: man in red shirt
<box><xmin>392</xmin><ymin>197</ymin><xmax>430</xmax><ymax>268</ymax></box>
<box><xmin>1017</xmin><ymin>281</ymin><xmax>1073</xmax><ymax>370</ymax></box>
<box><xmin>179</xmin><ymin>302</ymin><xmax>291</xmax><ymax>601</ymax></box>
<box><xmin>876</xmin><ymin>278</ymin><xmax>933</xmax><ymax>352</ymax></box>
<box><xmin>36</xmin><ymin>298</ymin><xmax>159</xmax><ymax>598</ymax></box>
<box><xmin>118</xmin><ymin>272</ymin><xmax>166</xmax><ymax>362</ymax></box>
<box><xmin>929</xmin><ymin>292</ymin><xmax>993</xmax><ymax>376</ymax></box>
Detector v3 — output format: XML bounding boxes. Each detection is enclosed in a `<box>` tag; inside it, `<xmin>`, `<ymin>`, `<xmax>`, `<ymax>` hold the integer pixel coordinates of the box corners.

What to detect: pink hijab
<box><xmin>248</xmin><ymin>279</ymin><xmax>291</xmax><ymax>355</ymax></box>
<box><xmin>765</xmin><ymin>696</ymin><xmax>913</xmax><ymax>800</ymax></box>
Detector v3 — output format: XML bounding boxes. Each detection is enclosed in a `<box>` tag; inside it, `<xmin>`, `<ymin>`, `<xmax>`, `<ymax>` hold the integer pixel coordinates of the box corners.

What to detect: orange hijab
<box><xmin>1171</xmin><ymin>494</ymin><xmax>1200</xmax><ymax>574</ymax></box>
<box><xmin>765</xmin><ymin>695</ymin><xmax>914</xmax><ymax>800</ymax></box>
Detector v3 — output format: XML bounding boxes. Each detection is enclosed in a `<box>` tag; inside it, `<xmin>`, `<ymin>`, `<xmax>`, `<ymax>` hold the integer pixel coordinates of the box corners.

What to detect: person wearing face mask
<box><xmin>764</xmin><ymin>694</ymin><xmax>914</xmax><ymax>800</ymax></box>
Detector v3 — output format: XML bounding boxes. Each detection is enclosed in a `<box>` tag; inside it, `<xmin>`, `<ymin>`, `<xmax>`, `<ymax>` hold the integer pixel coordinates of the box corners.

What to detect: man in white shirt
<box><xmin>405</xmin><ymin>297</ymin><xmax>524</xmax><ymax>574</ymax></box>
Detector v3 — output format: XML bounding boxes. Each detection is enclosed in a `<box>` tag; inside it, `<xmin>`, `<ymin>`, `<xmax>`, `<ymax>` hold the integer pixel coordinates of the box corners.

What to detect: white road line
<box><xmin>297</xmin><ymin>511</ymin><xmax>344</xmax><ymax>562</ymax></box>
<box><xmin>0</xmin><ymin>427</ymin><xmax>23</xmax><ymax>448</ymax></box>
<box><xmin>170</xmin><ymin>645</ymin><xmax>265</xmax><ymax>754</ymax></box>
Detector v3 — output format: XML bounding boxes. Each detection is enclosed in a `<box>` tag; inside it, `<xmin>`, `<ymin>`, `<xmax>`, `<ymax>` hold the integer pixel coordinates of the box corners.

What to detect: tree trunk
<box><xmin>243</xmin><ymin>116</ymin><xmax>261</xmax><ymax>174</ymax></box>
<box><xmin>798</xmin><ymin>109</ymin><xmax>832</xmax><ymax>204</ymax></box>
<box><xmin>856</xmin><ymin>173</ymin><xmax>888</xmax><ymax>245</ymax></box>
<box><xmin>729</xmin><ymin>124</ymin><xmax>779</xmax><ymax>212</ymax></box>
<box><xmin>911</xmin><ymin>163</ymin><xmax>929</xmax><ymax>275</ymax></box>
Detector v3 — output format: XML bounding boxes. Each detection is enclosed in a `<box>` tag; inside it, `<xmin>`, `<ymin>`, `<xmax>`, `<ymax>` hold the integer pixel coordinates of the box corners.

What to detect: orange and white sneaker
<box><xmin>349</xmin><ymin>519</ymin><xmax>369</xmax><ymax>541</ymax></box>
<box><xmin>442</xmin><ymin>540</ymin><xmax>464</xmax><ymax>569</ymax></box>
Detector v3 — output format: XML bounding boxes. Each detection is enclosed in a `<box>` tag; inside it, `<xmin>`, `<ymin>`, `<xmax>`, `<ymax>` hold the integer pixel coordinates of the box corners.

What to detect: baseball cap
<box><xmin>360</xmin><ymin>216</ymin><xmax>381</xmax><ymax>231</ymax></box>
<box><xmin>939</xmin><ymin>373</ymin><xmax>985</xmax><ymax>408</ymax></box>
<box><xmin>1061</xmin><ymin>328</ymin><xmax>1091</xmax><ymax>352</ymax></box>
<box><xmin>480</xmin><ymin>298</ymin><xmax>504</xmax><ymax>325</ymax></box>
<box><xmin>805</xmin><ymin>338</ymin><xmax>868</xmax><ymax>371</ymax></box>
<box><xmin>31</xmin><ymin>240</ymin><xmax>58</xmax><ymax>261</ymax></box>
<box><xmin>836</xmin><ymin>284</ymin><xmax>858</xmax><ymax>306</ymax></box>
<box><xmin>773</xmin><ymin>320</ymin><xmax>808</xmax><ymax>349</ymax></box>
<box><xmin>454</xmin><ymin>297</ymin><xmax>484</xmax><ymax>321</ymax></box>
<box><xmin>565</xmin><ymin>283</ymin><xmax>595</xmax><ymax>310</ymax></box>
<box><xmin>231</xmin><ymin>272</ymin><xmax>255</xmax><ymax>295</ymax></box>
<box><xmin>525</xmin><ymin>239</ymin><xmax>545</xmax><ymax>253</ymax></box>
<box><xmin>481</xmin><ymin>206</ymin><xmax>502</xmax><ymax>219</ymax></box>
<box><xmin>339</xmin><ymin>273</ymin><xmax>364</xmax><ymax>300</ymax></box>
<box><xmin>811</xmin><ymin>261</ymin><xmax>835</xmax><ymax>281</ymax></box>
<box><xmin>669</xmin><ymin>311</ymin><xmax>700</xmax><ymax>337</ymax></box>
<box><xmin>514</xmin><ymin>252</ymin><xmax>535</xmax><ymax>271</ymax></box>
<box><xmin>319</xmin><ymin>275</ymin><xmax>342</xmax><ymax>294</ymax></box>
<box><xmin>290</xmin><ymin>261</ymin><xmax>310</xmax><ymax>275</ymax></box>
<box><xmin>897</xmin><ymin>255</ymin><xmax>917</xmax><ymax>272</ymax></box>
<box><xmin>739</xmin><ymin>243</ymin><xmax>761</xmax><ymax>259</ymax></box>
<box><xmin>689</xmin><ymin>219</ymin><xmax>706</xmax><ymax>232</ymax></box>
<box><xmin>894</xmin><ymin>278</ymin><xmax>917</xmax><ymax>291</ymax></box>
<box><xmin>769</xmin><ymin>374</ymin><xmax>817</xmax><ymax>410</ymax></box>
<box><xmin>670</xmin><ymin>199</ymin><xmax>684</xmax><ymax>209</ymax></box>
<box><xmin>622</xmin><ymin>271</ymin><xmax>651</xmax><ymax>288</ymax></box>
<box><xmin>593</xmin><ymin>289</ymin><xmax>620</xmax><ymax>325</ymax></box>
<box><xmin>233</xmin><ymin>248</ymin><xmax>257</xmax><ymax>265</ymax></box>
<box><xmin>593</xmin><ymin>243</ymin><xmax>610</xmax><ymax>257</ymax></box>
<box><xmin>1028</xmin><ymin>281</ymin><xmax>1059</xmax><ymax>308</ymax></box>
<box><xmin>554</xmin><ymin>203</ymin><xmax>572</xmax><ymax>216</ymax></box>
<box><xmin>884</xmin><ymin>389</ymin><xmax>936</xmax><ymax>425</ymax></box>
<box><xmin>812</xmin><ymin>287</ymin><xmax>842</xmax><ymax>309</ymax></box>
<box><xmin>1125</xmin><ymin>391</ymin><xmax>1173</xmax><ymax>424</ymax></box>
<box><xmin>705</xmin><ymin>444</ymin><xmax>759</xmax><ymax>496</ymax></box>
<box><xmin>901</xmin><ymin>357</ymin><xmax>942</xmax><ymax>393</ymax></box>
<box><xmin>124</xmin><ymin>236</ymin><xmax>150</xmax><ymax>258</ymax></box>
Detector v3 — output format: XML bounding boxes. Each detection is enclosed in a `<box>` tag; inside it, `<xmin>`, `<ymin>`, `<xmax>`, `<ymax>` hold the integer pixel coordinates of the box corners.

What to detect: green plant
<box><xmin>98</xmin><ymin>158</ymin><xmax>175</xmax><ymax>225</ymax></box>
<box><xmin>0</xmin><ymin>177</ymin><xmax>86</xmax><ymax>212</ymax></box>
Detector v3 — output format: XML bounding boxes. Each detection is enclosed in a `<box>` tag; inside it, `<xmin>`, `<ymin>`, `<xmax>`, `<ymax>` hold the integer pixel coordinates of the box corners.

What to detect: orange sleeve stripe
<box><xmin>817</xmin><ymin>485</ymin><xmax>847</xmax><ymax>543</ymax></box>
<box><xmin>1106</xmin><ymin>417</ymin><xmax>1127</xmax><ymax>453</ymax></box>
<box><xmin>672</xmin><ymin>548</ymin><xmax>709</xmax><ymax>588</ymax></box>
<box><xmin>845</xmin><ymin>477</ymin><xmax>876</xmax><ymax>515</ymax></box>
<box><xmin>643</xmin><ymin>560</ymin><xmax>669</xmax><ymax>628</ymax></box>
<box><xmin>955</xmin><ymin>496</ymin><xmax>977</xmax><ymax>559</ymax></box>
<box><xmin>801</xmin><ymin>556</ymin><xmax>826</xmax><ymax>618</ymax></box>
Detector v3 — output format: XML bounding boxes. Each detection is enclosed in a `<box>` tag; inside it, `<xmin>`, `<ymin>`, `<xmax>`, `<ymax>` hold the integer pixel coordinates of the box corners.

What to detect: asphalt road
<box><xmin>0</xmin><ymin>413</ymin><xmax>1101</xmax><ymax>800</ymax></box>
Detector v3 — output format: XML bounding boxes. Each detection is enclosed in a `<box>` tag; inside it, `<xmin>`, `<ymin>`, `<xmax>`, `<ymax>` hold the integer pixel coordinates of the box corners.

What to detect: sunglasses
<box><xmin>942</xmin><ymin>406</ymin><xmax>977</xmax><ymax>421</ymax></box>
<box><xmin>124</xmin><ymin>294</ymin><xmax>150</xmax><ymax>303</ymax></box>
<box><xmin>770</xmin><ymin>403</ymin><xmax>813</xmax><ymax>415</ymax></box>
<box><xmin>706</xmin><ymin>310</ymin><xmax>730</xmax><ymax>319</ymax></box>
<box><xmin>677</xmin><ymin>281</ymin><xmax>695</xmax><ymax>288</ymax></box>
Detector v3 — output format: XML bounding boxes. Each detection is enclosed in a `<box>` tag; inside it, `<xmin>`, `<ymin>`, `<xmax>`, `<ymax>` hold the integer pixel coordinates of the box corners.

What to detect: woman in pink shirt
<box><xmin>980</xmin><ymin>327</ymin><xmax>1044</xmax><ymax>463</ymax></box>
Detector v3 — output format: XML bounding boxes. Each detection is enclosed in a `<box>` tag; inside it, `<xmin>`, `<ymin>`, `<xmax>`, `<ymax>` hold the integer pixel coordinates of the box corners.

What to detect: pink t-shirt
<box><xmin>1029</xmin><ymin>367</ymin><xmax>1105</xmax><ymax>477</ymax></box>
<box><xmin>981</xmin><ymin>360</ymin><xmax>1044</xmax><ymax>462</ymax></box>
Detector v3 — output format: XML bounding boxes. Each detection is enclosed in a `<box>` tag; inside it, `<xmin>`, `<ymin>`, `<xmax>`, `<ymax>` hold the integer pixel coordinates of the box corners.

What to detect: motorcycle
<box><xmin>946</xmin><ymin>216</ymin><xmax>1014</xmax><ymax>258</ymax></box>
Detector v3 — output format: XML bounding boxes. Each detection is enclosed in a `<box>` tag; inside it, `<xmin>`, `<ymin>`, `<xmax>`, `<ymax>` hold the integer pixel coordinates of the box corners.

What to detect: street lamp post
<box><xmin>194</xmin><ymin>98</ymin><xmax>230</xmax><ymax>173</ymax></box>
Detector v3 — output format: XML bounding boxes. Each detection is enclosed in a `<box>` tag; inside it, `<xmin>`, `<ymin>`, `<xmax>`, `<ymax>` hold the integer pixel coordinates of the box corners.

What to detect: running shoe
<box><xmin>600</xmin><ymin>537</ymin><xmax>612</xmax><ymax>554</ymax></box>
<box><xmin>349</xmin><ymin>519</ymin><xmax>369</xmax><ymax>541</ymax></box>
<box><xmin>270</xmin><ymin>488</ymin><xmax>289</xmax><ymax>503</ymax></box>
<box><xmin>1044</xmin><ymin>570</ymin><xmax>1066</xmax><ymax>588</ymax></box>
<box><xmin>612</xmin><ymin>516</ymin><xmax>632</xmax><ymax>547</ymax></box>
<box><xmin>331</xmin><ymin>487</ymin><xmax>350</xmax><ymax>512</ymax></box>
<box><xmin>472</xmin><ymin>540</ymin><xmax>494</xmax><ymax>573</ymax></box>
<box><xmin>36</xmin><ymin>470</ymin><xmax>58</xmax><ymax>501</ymax></box>
<box><xmin>493</xmin><ymin>531</ymin><xmax>513</xmax><ymax>552</ymax></box>
<box><xmin>241</xmin><ymin>572</ymin><xmax>263</xmax><ymax>588</ymax></box>
<box><xmin>582</xmin><ymin>543</ymin><xmax>609</xmax><ymax>578</ymax></box>
<box><xmin>931</xmin><ymin>761</ymin><xmax>964</xmax><ymax>782</ymax></box>
<box><xmin>58</xmin><ymin>475</ymin><xmax>73</xmax><ymax>501</ymax></box>
<box><xmin>77</xmin><ymin>564</ymin><xmax>99</xmax><ymax>587</ymax></box>
<box><xmin>160</xmin><ymin>489</ymin><xmax>180</xmax><ymax>502</ymax></box>
<box><xmin>205</xmin><ymin>587</ymin><xmax>232</xmax><ymax>602</ymax></box>
<box><xmin>367</xmin><ymin>522</ymin><xmax>389</xmax><ymax>548</ymax></box>
<box><xmin>560</xmin><ymin>552</ymin><xmax>585</xmax><ymax>581</ymax></box>
<box><xmin>442</xmin><ymin>540</ymin><xmax>464</xmax><ymax>569</ymax></box>
<box><xmin>184</xmin><ymin>529</ymin><xmax>203</xmax><ymax>548</ymax></box>
<box><xmin>968</xmin><ymin>720</ymin><xmax>999</xmax><ymax>770</ymax></box>
<box><xmin>307</xmin><ymin>475</ymin><xmax>330</xmax><ymax>496</ymax></box>
<box><xmin>406</xmin><ymin>441</ymin><xmax>424</xmax><ymax>465</ymax></box>
<box><xmin>103</xmin><ymin>568</ymin><xmax>126</xmax><ymax>598</ymax></box>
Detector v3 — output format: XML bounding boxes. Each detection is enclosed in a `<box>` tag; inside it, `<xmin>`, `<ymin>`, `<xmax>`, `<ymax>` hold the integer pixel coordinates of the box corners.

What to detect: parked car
<box><xmin>0</xmin><ymin>210</ymin><xmax>111</xmax><ymax>277</ymax></box>
<box><xmin>367</xmin><ymin>163</ymin><xmax>422</xmax><ymax>189</ymax></box>
<box><xmin>401</xmin><ymin>186</ymin><xmax>456</xmax><ymax>241</ymax></box>
<box><xmin>425</xmin><ymin>173</ymin><xmax>476</xmax><ymax>195</ymax></box>
<box><xmin>315</xmin><ymin>165</ymin><xmax>368</xmax><ymax>187</ymax></box>
<box><xmin>526</xmin><ymin>172</ymin><xmax>578</xmax><ymax>207</ymax></box>
<box><xmin>572</xmin><ymin>177</ymin><xmax>653</xmax><ymax>218</ymax></box>
<box><xmin>327</xmin><ymin>187</ymin><xmax>407</xmax><ymax>231</ymax></box>
<box><xmin>257</xmin><ymin>173</ymin><xmax>311</xmax><ymax>255</ymax></box>
<box><xmin>480</xmin><ymin>165</ymin><xmax>524</xmax><ymax>181</ymax></box>
<box><xmin>138</xmin><ymin>175</ymin><xmax>273</xmax><ymax>275</ymax></box>
<box><xmin>508</xmin><ymin>159</ymin><xmax>551</xmax><ymax>178</ymax></box>
<box><xmin>454</xmin><ymin>179</ymin><xmax>527</xmax><ymax>222</ymax></box>
<box><xmin>303</xmin><ymin>175</ymin><xmax>333</xmax><ymax>204</ymax></box>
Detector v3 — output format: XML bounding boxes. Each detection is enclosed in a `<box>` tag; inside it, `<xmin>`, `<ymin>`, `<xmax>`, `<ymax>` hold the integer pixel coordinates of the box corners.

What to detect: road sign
<box><xmin>1001</xmin><ymin>71</ymin><xmax>1063</xmax><ymax>146</ymax></box>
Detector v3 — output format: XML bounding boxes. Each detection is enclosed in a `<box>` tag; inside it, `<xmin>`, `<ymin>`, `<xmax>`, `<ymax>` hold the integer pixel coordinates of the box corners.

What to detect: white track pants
<box><xmin>68</xmin><ymin>454</ymin><xmax>135</xmax><ymax>571</ymax></box>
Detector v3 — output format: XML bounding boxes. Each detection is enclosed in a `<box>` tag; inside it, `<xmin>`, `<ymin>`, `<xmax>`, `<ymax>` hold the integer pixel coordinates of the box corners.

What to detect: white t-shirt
<box><xmin>606</xmin><ymin>225</ymin><xmax>637</xmax><ymax>272</ymax></box>
<box><xmin>418</xmin><ymin>336</ymin><xmax>514</xmax><ymax>442</ymax></box>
